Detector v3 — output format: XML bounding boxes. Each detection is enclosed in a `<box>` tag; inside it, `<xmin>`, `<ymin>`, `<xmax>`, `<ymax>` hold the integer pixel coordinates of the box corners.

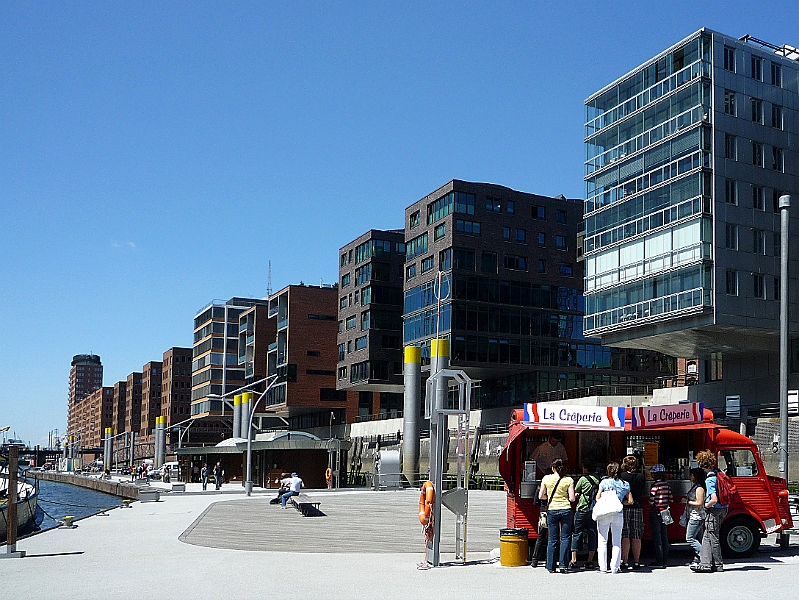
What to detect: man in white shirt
<box><xmin>280</xmin><ymin>472</ymin><xmax>305</xmax><ymax>508</ymax></box>
<box><xmin>531</xmin><ymin>433</ymin><xmax>568</xmax><ymax>477</ymax></box>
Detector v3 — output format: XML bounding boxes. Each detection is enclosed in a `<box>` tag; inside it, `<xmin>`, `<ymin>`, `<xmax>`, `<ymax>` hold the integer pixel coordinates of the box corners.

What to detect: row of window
<box><xmin>425</xmin><ymin>192</ymin><xmax>476</xmax><ymax>225</ymax></box>
<box><xmin>338</xmin><ymin>310</ymin><xmax>401</xmax><ymax>333</ymax></box>
<box><xmin>340</xmin><ymin>241</ymin><xmax>406</xmax><ymax>267</ymax></box>
<box><xmin>724</xmin><ymin>134</ymin><xmax>784</xmax><ymax>172</ymax></box>
<box><xmin>723</xmin><ymin>90</ymin><xmax>783</xmax><ymax>129</ymax></box>
<box><xmin>725</xmin><ymin>270</ymin><xmax>780</xmax><ymax>300</ymax></box>
<box><xmin>725</xmin><ymin>179</ymin><xmax>789</xmax><ymax>213</ymax></box>
<box><xmin>337</xmin><ymin>334</ymin><xmax>401</xmax><ymax>361</ymax></box>
<box><xmin>723</xmin><ymin>223</ymin><xmax>780</xmax><ymax>257</ymax></box>
<box><xmin>723</xmin><ymin>45</ymin><xmax>784</xmax><ymax>88</ymax></box>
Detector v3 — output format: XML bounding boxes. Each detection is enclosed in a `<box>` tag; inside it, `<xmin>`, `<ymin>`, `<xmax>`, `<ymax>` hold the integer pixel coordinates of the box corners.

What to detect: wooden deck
<box><xmin>179</xmin><ymin>489</ymin><xmax>506</xmax><ymax>554</ymax></box>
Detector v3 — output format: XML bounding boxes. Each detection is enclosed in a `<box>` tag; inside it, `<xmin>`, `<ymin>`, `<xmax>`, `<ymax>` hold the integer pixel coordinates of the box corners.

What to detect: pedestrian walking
<box><xmin>683</xmin><ymin>468</ymin><xmax>706</xmax><ymax>564</ymax></box>
<box><xmin>214</xmin><ymin>462</ymin><xmax>224</xmax><ymax>490</ymax></box>
<box><xmin>691</xmin><ymin>451</ymin><xmax>727</xmax><ymax>573</ymax></box>
<box><xmin>201</xmin><ymin>463</ymin><xmax>209</xmax><ymax>491</ymax></box>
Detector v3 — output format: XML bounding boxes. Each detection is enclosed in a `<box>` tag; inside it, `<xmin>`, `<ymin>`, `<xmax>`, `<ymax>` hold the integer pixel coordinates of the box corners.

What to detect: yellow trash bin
<box><xmin>499</xmin><ymin>528</ymin><xmax>529</xmax><ymax>566</ymax></box>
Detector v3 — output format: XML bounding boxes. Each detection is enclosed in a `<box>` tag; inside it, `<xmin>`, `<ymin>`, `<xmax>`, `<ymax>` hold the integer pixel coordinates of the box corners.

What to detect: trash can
<box><xmin>499</xmin><ymin>528</ymin><xmax>529</xmax><ymax>566</ymax></box>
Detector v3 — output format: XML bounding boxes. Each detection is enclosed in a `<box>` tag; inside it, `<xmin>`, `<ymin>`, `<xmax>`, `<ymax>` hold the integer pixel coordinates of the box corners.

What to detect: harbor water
<box><xmin>29</xmin><ymin>479</ymin><xmax>122</xmax><ymax>535</ymax></box>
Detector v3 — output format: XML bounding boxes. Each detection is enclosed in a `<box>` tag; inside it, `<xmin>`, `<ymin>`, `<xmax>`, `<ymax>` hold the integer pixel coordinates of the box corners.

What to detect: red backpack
<box><xmin>714</xmin><ymin>470</ymin><xmax>737</xmax><ymax>506</ymax></box>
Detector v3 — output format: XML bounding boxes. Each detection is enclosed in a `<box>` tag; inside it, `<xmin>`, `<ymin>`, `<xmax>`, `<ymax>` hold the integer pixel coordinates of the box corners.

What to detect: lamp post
<box><xmin>245</xmin><ymin>375</ymin><xmax>279</xmax><ymax>496</ymax></box>
<box><xmin>779</xmin><ymin>194</ymin><xmax>791</xmax><ymax>484</ymax></box>
<box><xmin>329</xmin><ymin>411</ymin><xmax>335</xmax><ymax>441</ymax></box>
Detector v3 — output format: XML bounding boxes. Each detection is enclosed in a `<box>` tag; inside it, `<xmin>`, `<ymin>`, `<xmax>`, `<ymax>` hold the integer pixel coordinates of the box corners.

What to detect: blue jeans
<box><xmin>685</xmin><ymin>516</ymin><xmax>704</xmax><ymax>559</ymax></box>
<box><xmin>649</xmin><ymin>509</ymin><xmax>670</xmax><ymax>567</ymax></box>
<box><xmin>280</xmin><ymin>490</ymin><xmax>299</xmax><ymax>507</ymax></box>
<box><xmin>571</xmin><ymin>509</ymin><xmax>598</xmax><ymax>552</ymax></box>
<box><xmin>546</xmin><ymin>509</ymin><xmax>572</xmax><ymax>571</ymax></box>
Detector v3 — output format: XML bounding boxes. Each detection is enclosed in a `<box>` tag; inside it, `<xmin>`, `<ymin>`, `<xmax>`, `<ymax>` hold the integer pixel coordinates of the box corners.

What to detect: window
<box><xmin>427</xmin><ymin>192</ymin><xmax>475</xmax><ymax>224</ymax></box>
<box><xmin>455</xmin><ymin>219</ymin><xmax>481</xmax><ymax>236</ymax></box>
<box><xmin>751</xmin><ymin>98</ymin><xmax>763</xmax><ymax>124</ymax></box>
<box><xmin>481</xmin><ymin>251</ymin><xmax>497</xmax><ymax>274</ymax></box>
<box><xmin>486</xmin><ymin>197</ymin><xmax>502</xmax><ymax>212</ymax></box>
<box><xmin>355</xmin><ymin>336</ymin><xmax>367</xmax><ymax>350</ymax></box>
<box><xmin>434</xmin><ymin>223</ymin><xmax>446</xmax><ymax>240</ymax></box>
<box><xmin>725</xmin><ymin>179</ymin><xmax>737</xmax><ymax>205</ymax></box>
<box><xmin>538</xmin><ymin>232</ymin><xmax>546</xmax><ymax>247</ymax></box>
<box><xmin>345</xmin><ymin>315</ymin><xmax>356</xmax><ymax>330</ymax></box>
<box><xmin>439</xmin><ymin>248</ymin><xmax>452</xmax><ymax>270</ymax></box>
<box><xmin>406</xmin><ymin>233</ymin><xmax>428</xmax><ymax>260</ymax></box>
<box><xmin>341</xmin><ymin>273</ymin><xmax>350</xmax><ymax>288</ymax></box>
<box><xmin>559</xmin><ymin>262</ymin><xmax>574</xmax><ymax>276</ymax></box>
<box><xmin>515</xmin><ymin>229</ymin><xmax>526</xmax><ymax>243</ymax></box>
<box><xmin>532</xmin><ymin>205</ymin><xmax>546</xmax><ymax>220</ymax></box>
<box><xmin>537</xmin><ymin>259</ymin><xmax>546</xmax><ymax>273</ymax></box>
<box><xmin>355</xmin><ymin>239</ymin><xmax>391</xmax><ymax>263</ymax></box>
<box><xmin>409</xmin><ymin>210</ymin><xmax>420</xmax><ymax>228</ymax></box>
<box><xmin>723</xmin><ymin>90</ymin><xmax>736</xmax><ymax>115</ymax></box>
<box><xmin>453</xmin><ymin>248</ymin><xmax>475</xmax><ymax>271</ymax></box>
<box><xmin>773</xmin><ymin>189</ymin><xmax>785</xmax><ymax>213</ymax></box>
<box><xmin>340</xmin><ymin>253</ymin><xmax>349</xmax><ymax>267</ymax></box>
<box><xmin>503</xmin><ymin>227</ymin><xmax>511</xmax><ymax>241</ymax></box>
<box><xmin>725</xmin><ymin>224</ymin><xmax>738</xmax><ymax>250</ymax></box>
<box><xmin>405</xmin><ymin>264</ymin><xmax>416</xmax><ymax>280</ymax></box>
<box><xmin>307</xmin><ymin>350</ymin><xmax>320</xmax><ymax>357</ymax></box>
<box><xmin>772</xmin><ymin>147</ymin><xmax>784</xmax><ymax>172</ymax></box>
<box><xmin>753</xmin><ymin>229</ymin><xmax>766</xmax><ymax>255</ymax></box>
<box><xmin>503</xmin><ymin>254</ymin><xmax>528</xmax><ymax>271</ymax></box>
<box><xmin>751</xmin><ymin>55</ymin><xmax>763</xmax><ymax>81</ymax></box>
<box><xmin>773</xmin><ymin>231</ymin><xmax>781</xmax><ymax>257</ymax></box>
<box><xmin>723</xmin><ymin>46</ymin><xmax>735</xmax><ymax>71</ymax></box>
<box><xmin>772</xmin><ymin>104</ymin><xmax>783</xmax><ymax>129</ymax></box>
<box><xmin>338</xmin><ymin>320</ymin><xmax>343</xmax><ymax>333</ymax></box>
<box><xmin>752</xmin><ymin>142</ymin><xmax>764</xmax><ymax>167</ymax></box>
<box><xmin>771</xmin><ymin>62</ymin><xmax>782</xmax><ymax>87</ymax></box>
<box><xmin>347</xmin><ymin>340</ymin><xmax>352</xmax><ymax>353</ymax></box>
<box><xmin>556</xmin><ymin>209</ymin><xmax>567</xmax><ymax>224</ymax></box>
<box><xmin>725</xmin><ymin>134</ymin><xmax>737</xmax><ymax>159</ymax></box>
<box><xmin>725</xmin><ymin>269</ymin><xmax>738</xmax><ymax>295</ymax></box>
<box><xmin>754</xmin><ymin>274</ymin><xmax>766</xmax><ymax>299</ymax></box>
<box><xmin>556</xmin><ymin>235</ymin><xmax>567</xmax><ymax>250</ymax></box>
<box><xmin>348</xmin><ymin>249</ymin><xmax>353</xmax><ymax>263</ymax></box>
<box><xmin>354</xmin><ymin>290</ymin><xmax>359</xmax><ymax>305</ymax></box>
<box><xmin>706</xmin><ymin>352</ymin><xmax>723</xmax><ymax>381</ymax></box>
<box><xmin>775</xmin><ymin>277</ymin><xmax>781</xmax><ymax>300</ymax></box>
<box><xmin>753</xmin><ymin>186</ymin><xmax>764</xmax><ymax>211</ymax></box>
<box><xmin>337</xmin><ymin>366</ymin><xmax>347</xmax><ymax>380</ymax></box>
<box><xmin>396</xmin><ymin>242</ymin><xmax>406</xmax><ymax>255</ymax></box>
<box><xmin>421</xmin><ymin>256</ymin><xmax>434</xmax><ymax>273</ymax></box>
<box><xmin>507</xmin><ymin>200</ymin><xmax>515</xmax><ymax>214</ymax></box>
<box><xmin>339</xmin><ymin>296</ymin><xmax>347</xmax><ymax>309</ymax></box>
<box><xmin>718</xmin><ymin>448</ymin><xmax>759</xmax><ymax>477</ymax></box>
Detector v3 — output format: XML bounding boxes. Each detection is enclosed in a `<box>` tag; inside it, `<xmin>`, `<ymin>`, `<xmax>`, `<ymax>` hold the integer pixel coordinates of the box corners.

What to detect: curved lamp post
<box><xmin>245</xmin><ymin>374</ymin><xmax>279</xmax><ymax>496</ymax></box>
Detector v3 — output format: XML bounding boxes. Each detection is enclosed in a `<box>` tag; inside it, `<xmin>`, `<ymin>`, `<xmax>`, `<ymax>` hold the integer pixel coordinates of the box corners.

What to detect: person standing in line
<box><xmin>570</xmin><ymin>459</ymin><xmax>600</xmax><ymax>570</ymax></box>
<box><xmin>683</xmin><ymin>468</ymin><xmax>706</xmax><ymax>565</ymax></box>
<box><xmin>619</xmin><ymin>455</ymin><xmax>645</xmax><ymax>570</ymax></box>
<box><xmin>692</xmin><ymin>451</ymin><xmax>728</xmax><ymax>573</ymax></box>
<box><xmin>648</xmin><ymin>464</ymin><xmax>673</xmax><ymax>568</ymax></box>
<box><xmin>192</xmin><ymin>464</ymin><xmax>200</xmax><ymax>483</ymax></box>
<box><xmin>281</xmin><ymin>472</ymin><xmax>304</xmax><ymax>508</ymax></box>
<box><xmin>214</xmin><ymin>462</ymin><xmax>224</xmax><ymax>490</ymax></box>
<box><xmin>201</xmin><ymin>463</ymin><xmax>209</xmax><ymax>491</ymax></box>
<box><xmin>539</xmin><ymin>458</ymin><xmax>576</xmax><ymax>573</ymax></box>
<box><xmin>595</xmin><ymin>462</ymin><xmax>632</xmax><ymax>574</ymax></box>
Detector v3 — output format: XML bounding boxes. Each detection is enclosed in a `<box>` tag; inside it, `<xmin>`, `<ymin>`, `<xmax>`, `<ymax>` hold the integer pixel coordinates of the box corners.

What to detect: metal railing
<box><xmin>535</xmin><ymin>384</ymin><xmax>656</xmax><ymax>403</ymax></box>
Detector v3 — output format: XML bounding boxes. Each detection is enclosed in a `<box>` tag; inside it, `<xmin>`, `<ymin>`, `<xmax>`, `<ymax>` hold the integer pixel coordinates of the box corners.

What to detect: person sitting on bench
<box><xmin>280</xmin><ymin>472</ymin><xmax>304</xmax><ymax>508</ymax></box>
<box><xmin>270</xmin><ymin>473</ymin><xmax>292</xmax><ymax>504</ymax></box>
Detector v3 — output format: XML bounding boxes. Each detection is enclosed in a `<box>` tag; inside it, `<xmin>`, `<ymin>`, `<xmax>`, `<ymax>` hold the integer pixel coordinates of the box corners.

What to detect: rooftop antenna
<box><xmin>267</xmin><ymin>260</ymin><xmax>272</xmax><ymax>297</ymax></box>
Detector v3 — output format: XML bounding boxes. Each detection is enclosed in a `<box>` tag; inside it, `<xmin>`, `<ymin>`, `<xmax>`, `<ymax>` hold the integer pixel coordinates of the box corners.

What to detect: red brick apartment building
<box><xmin>139</xmin><ymin>361</ymin><xmax>163</xmax><ymax>442</ymax></box>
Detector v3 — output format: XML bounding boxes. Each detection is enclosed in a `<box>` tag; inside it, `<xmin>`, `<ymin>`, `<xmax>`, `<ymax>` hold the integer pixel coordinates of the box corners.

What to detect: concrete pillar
<box><xmin>103</xmin><ymin>428</ymin><xmax>112</xmax><ymax>471</ymax></box>
<box><xmin>427</xmin><ymin>337</ymin><xmax>449</xmax><ymax>567</ymax></box>
<box><xmin>156</xmin><ymin>416</ymin><xmax>166</xmax><ymax>468</ymax></box>
<box><xmin>233</xmin><ymin>394</ymin><xmax>242</xmax><ymax>438</ymax></box>
<box><xmin>129</xmin><ymin>432</ymin><xmax>137</xmax><ymax>466</ymax></box>
<box><xmin>402</xmin><ymin>346</ymin><xmax>422</xmax><ymax>487</ymax></box>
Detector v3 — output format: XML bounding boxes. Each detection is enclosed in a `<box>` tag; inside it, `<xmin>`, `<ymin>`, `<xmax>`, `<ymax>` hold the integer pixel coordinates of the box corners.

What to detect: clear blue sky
<box><xmin>1</xmin><ymin>2</ymin><xmax>795</xmax><ymax>445</ymax></box>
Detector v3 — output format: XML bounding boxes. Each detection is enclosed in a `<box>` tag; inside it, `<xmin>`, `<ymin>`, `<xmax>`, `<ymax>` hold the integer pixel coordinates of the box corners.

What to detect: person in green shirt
<box><xmin>570</xmin><ymin>459</ymin><xmax>600</xmax><ymax>569</ymax></box>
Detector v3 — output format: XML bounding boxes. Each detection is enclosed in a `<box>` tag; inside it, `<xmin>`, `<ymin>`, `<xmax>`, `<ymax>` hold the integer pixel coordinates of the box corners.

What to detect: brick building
<box><xmin>125</xmin><ymin>372</ymin><xmax>142</xmax><ymax>435</ymax></box>
<box><xmin>67</xmin><ymin>354</ymin><xmax>103</xmax><ymax>436</ymax></box>
<box><xmin>139</xmin><ymin>361</ymin><xmax>163</xmax><ymax>442</ymax></box>
<box><xmin>81</xmin><ymin>387</ymin><xmax>114</xmax><ymax>448</ymax></box>
<box><xmin>112</xmin><ymin>380</ymin><xmax>127</xmax><ymax>435</ymax></box>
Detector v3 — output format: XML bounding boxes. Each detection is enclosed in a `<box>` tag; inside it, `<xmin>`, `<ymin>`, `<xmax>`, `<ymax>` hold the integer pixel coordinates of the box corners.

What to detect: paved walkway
<box><xmin>2</xmin><ymin>487</ymin><xmax>798</xmax><ymax>600</ymax></box>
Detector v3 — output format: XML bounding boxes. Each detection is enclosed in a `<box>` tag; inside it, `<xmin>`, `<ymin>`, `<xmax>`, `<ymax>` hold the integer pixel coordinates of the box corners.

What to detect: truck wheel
<box><xmin>721</xmin><ymin>517</ymin><xmax>761</xmax><ymax>558</ymax></box>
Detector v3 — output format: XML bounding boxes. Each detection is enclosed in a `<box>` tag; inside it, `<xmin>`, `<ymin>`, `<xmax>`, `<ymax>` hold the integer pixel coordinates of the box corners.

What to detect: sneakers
<box><xmin>690</xmin><ymin>564</ymin><xmax>712</xmax><ymax>573</ymax></box>
<box><xmin>631</xmin><ymin>562</ymin><xmax>642</xmax><ymax>571</ymax></box>
<box><xmin>568</xmin><ymin>561</ymin><xmax>579</xmax><ymax>571</ymax></box>
<box><xmin>620</xmin><ymin>563</ymin><xmax>630</xmax><ymax>571</ymax></box>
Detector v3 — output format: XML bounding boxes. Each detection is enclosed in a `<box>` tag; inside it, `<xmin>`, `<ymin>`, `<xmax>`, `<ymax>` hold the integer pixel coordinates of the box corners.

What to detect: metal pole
<box><xmin>427</xmin><ymin>338</ymin><xmax>450</xmax><ymax>567</ymax></box>
<box><xmin>780</xmin><ymin>194</ymin><xmax>791</xmax><ymax>484</ymax></box>
<box><xmin>245</xmin><ymin>377</ymin><xmax>278</xmax><ymax>496</ymax></box>
<box><xmin>233</xmin><ymin>394</ymin><xmax>242</xmax><ymax>438</ymax></box>
<box><xmin>2</xmin><ymin>446</ymin><xmax>25</xmax><ymax>558</ymax></box>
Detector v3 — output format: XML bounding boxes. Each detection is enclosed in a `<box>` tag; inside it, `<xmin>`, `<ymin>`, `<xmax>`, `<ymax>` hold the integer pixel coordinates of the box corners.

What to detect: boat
<box><xmin>0</xmin><ymin>468</ymin><xmax>38</xmax><ymax>542</ymax></box>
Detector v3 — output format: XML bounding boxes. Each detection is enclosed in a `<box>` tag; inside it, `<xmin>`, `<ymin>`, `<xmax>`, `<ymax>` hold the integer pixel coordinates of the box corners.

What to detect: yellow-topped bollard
<box><xmin>499</xmin><ymin>528</ymin><xmax>529</xmax><ymax>566</ymax></box>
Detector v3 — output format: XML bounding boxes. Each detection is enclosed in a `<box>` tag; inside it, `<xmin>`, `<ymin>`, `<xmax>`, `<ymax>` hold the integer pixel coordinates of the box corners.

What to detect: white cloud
<box><xmin>112</xmin><ymin>241</ymin><xmax>137</xmax><ymax>249</ymax></box>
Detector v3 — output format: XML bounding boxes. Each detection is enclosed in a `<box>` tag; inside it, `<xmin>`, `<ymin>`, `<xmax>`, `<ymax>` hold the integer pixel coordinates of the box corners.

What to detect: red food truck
<box><xmin>499</xmin><ymin>402</ymin><xmax>793</xmax><ymax>558</ymax></box>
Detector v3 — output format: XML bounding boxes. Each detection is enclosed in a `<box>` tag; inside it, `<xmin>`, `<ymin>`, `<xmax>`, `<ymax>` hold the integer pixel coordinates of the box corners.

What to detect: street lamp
<box><xmin>245</xmin><ymin>375</ymin><xmax>279</xmax><ymax>496</ymax></box>
<box><xmin>329</xmin><ymin>411</ymin><xmax>335</xmax><ymax>441</ymax></box>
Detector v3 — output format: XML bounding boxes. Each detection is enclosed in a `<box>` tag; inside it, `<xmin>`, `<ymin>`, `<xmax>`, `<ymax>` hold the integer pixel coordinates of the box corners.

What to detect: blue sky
<box><xmin>1</xmin><ymin>2</ymin><xmax>796</xmax><ymax>445</ymax></box>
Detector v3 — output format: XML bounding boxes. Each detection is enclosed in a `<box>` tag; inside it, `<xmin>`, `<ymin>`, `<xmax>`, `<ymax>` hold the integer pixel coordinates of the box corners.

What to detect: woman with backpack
<box><xmin>538</xmin><ymin>458</ymin><xmax>576</xmax><ymax>573</ymax></box>
<box><xmin>683</xmin><ymin>467</ymin><xmax>706</xmax><ymax>565</ymax></box>
<box><xmin>691</xmin><ymin>450</ymin><xmax>728</xmax><ymax>573</ymax></box>
<box><xmin>570</xmin><ymin>459</ymin><xmax>600</xmax><ymax>570</ymax></box>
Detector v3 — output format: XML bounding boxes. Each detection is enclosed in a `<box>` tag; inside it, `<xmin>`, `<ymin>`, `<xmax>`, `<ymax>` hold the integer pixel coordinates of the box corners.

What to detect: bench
<box><xmin>171</xmin><ymin>483</ymin><xmax>186</xmax><ymax>493</ymax></box>
<box><xmin>289</xmin><ymin>493</ymin><xmax>322</xmax><ymax>517</ymax></box>
<box><xmin>139</xmin><ymin>488</ymin><xmax>161</xmax><ymax>503</ymax></box>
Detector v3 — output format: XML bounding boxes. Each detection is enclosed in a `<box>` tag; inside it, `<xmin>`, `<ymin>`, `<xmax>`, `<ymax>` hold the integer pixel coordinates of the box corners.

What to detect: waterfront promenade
<box><xmin>2</xmin><ymin>483</ymin><xmax>798</xmax><ymax>599</ymax></box>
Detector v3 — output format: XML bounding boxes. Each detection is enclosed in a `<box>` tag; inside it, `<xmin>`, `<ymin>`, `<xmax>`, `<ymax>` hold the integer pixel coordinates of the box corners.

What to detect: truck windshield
<box><xmin>718</xmin><ymin>449</ymin><xmax>759</xmax><ymax>477</ymax></box>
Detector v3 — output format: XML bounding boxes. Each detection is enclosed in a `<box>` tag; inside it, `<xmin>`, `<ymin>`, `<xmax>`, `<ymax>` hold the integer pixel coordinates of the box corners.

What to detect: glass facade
<box><xmin>583</xmin><ymin>32</ymin><xmax>714</xmax><ymax>336</ymax></box>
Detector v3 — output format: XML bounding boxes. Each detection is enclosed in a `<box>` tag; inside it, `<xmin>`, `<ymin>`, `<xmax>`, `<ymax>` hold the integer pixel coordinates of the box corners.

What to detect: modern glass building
<box><xmin>583</xmin><ymin>29</ymin><xmax>799</xmax><ymax>360</ymax></box>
